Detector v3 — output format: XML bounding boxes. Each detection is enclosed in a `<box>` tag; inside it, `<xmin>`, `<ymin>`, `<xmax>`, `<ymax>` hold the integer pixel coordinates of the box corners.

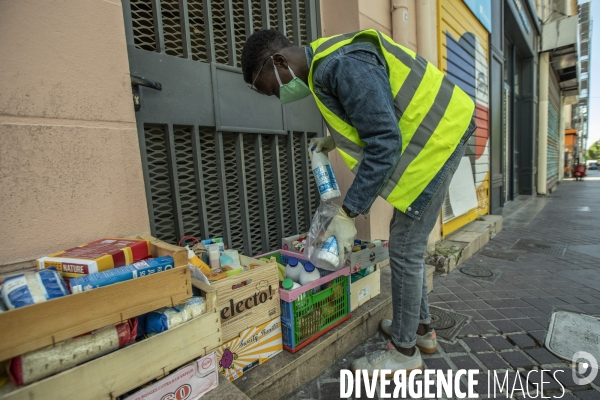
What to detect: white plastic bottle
<box><xmin>317</xmin><ymin>236</ymin><xmax>340</xmax><ymax>270</ymax></box>
<box><xmin>285</xmin><ymin>257</ymin><xmax>302</xmax><ymax>282</ymax></box>
<box><xmin>311</xmin><ymin>146</ymin><xmax>341</xmax><ymax>202</ymax></box>
<box><xmin>282</xmin><ymin>278</ymin><xmax>301</xmax><ymax>291</ymax></box>
<box><xmin>299</xmin><ymin>262</ymin><xmax>321</xmax><ymax>286</ymax></box>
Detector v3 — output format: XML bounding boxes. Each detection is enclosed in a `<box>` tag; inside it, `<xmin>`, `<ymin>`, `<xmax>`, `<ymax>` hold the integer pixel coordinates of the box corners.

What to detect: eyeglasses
<box><xmin>249</xmin><ymin>56</ymin><xmax>273</xmax><ymax>95</ymax></box>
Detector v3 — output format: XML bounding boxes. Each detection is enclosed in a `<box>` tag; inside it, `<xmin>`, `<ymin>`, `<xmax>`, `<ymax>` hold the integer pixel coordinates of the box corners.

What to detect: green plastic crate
<box><xmin>281</xmin><ymin>274</ymin><xmax>350</xmax><ymax>352</ymax></box>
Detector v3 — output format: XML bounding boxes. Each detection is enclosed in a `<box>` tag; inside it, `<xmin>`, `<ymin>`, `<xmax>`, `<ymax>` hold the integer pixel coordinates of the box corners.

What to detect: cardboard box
<box><xmin>212</xmin><ymin>255</ymin><xmax>280</xmax><ymax>342</ymax></box>
<box><xmin>0</xmin><ymin>279</ymin><xmax>219</xmax><ymax>400</ymax></box>
<box><xmin>37</xmin><ymin>238</ymin><xmax>151</xmax><ymax>278</ymax></box>
<box><xmin>215</xmin><ymin>317</ymin><xmax>282</xmax><ymax>382</ymax></box>
<box><xmin>124</xmin><ymin>352</ymin><xmax>219</xmax><ymax>400</ymax></box>
<box><xmin>0</xmin><ymin>234</ymin><xmax>190</xmax><ymax>362</ymax></box>
<box><xmin>350</xmin><ymin>266</ymin><xmax>381</xmax><ymax>311</ymax></box>
<box><xmin>281</xmin><ymin>233</ymin><xmax>307</xmax><ymax>254</ymax></box>
<box><xmin>346</xmin><ymin>240</ymin><xmax>389</xmax><ymax>273</ymax></box>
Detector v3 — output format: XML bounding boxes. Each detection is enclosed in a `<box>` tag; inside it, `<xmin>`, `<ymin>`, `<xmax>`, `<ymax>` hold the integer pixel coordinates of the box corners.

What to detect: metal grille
<box><xmin>298</xmin><ymin>0</ymin><xmax>308</xmax><ymax>45</ymax></box>
<box><xmin>144</xmin><ymin>126</ymin><xmax>319</xmax><ymax>253</ymax></box>
<box><xmin>161</xmin><ymin>0</ymin><xmax>184</xmax><ymax>57</ymax></box>
<box><xmin>211</xmin><ymin>1</ymin><xmax>229</xmax><ymax>65</ymax></box>
<box><xmin>144</xmin><ymin>125</ymin><xmax>178</xmax><ymax>244</ymax></box>
<box><xmin>131</xmin><ymin>0</ymin><xmax>156</xmax><ymax>51</ymax></box>
<box><xmin>188</xmin><ymin>0</ymin><xmax>208</xmax><ymax>62</ymax></box>
<box><xmin>269</xmin><ymin>0</ymin><xmax>279</xmax><ymax>31</ymax></box>
<box><xmin>284</xmin><ymin>0</ymin><xmax>294</xmax><ymax>42</ymax></box>
<box><xmin>129</xmin><ymin>0</ymin><xmax>314</xmax><ymax>65</ymax></box>
<box><xmin>173</xmin><ymin>126</ymin><xmax>202</xmax><ymax>239</ymax></box>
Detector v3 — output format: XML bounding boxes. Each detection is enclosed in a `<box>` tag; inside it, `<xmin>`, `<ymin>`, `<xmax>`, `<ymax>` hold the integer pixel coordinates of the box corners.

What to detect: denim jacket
<box><xmin>306</xmin><ymin>43</ymin><xmax>475</xmax><ymax>219</ymax></box>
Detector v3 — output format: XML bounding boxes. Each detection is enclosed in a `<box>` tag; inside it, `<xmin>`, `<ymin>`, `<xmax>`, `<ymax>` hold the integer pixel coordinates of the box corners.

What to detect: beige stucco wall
<box><xmin>0</xmin><ymin>0</ymin><xmax>149</xmax><ymax>271</ymax></box>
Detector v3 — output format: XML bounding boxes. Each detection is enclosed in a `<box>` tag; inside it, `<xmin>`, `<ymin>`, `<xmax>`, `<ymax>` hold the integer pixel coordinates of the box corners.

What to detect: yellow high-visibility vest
<box><xmin>308</xmin><ymin>30</ymin><xmax>475</xmax><ymax>213</ymax></box>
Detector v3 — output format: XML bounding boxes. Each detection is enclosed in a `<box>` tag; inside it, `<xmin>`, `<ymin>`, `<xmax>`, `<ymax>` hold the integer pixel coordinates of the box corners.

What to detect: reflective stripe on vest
<box><xmin>308</xmin><ymin>29</ymin><xmax>475</xmax><ymax>213</ymax></box>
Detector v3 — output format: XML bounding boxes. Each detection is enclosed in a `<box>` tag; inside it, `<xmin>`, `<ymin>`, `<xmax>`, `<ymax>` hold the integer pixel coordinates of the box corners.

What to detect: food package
<box><xmin>1</xmin><ymin>269</ymin><xmax>69</xmax><ymax>310</ymax></box>
<box><xmin>9</xmin><ymin>318</ymin><xmax>137</xmax><ymax>386</ymax></box>
<box><xmin>37</xmin><ymin>238</ymin><xmax>151</xmax><ymax>278</ymax></box>
<box><xmin>143</xmin><ymin>297</ymin><xmax>206</xmax><ymax>335</ymax></box>
<box><xmin>69</xmin><ymin>256</ymin><xmax>174</xmax><ymax>293</ymax></box>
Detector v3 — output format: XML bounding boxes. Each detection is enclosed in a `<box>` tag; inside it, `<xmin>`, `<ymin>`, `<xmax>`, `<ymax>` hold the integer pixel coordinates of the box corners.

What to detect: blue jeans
<box><xmin>389</xmin><ymin>138</ymin><xmax>466</xmax><ymax>348</ymax></box>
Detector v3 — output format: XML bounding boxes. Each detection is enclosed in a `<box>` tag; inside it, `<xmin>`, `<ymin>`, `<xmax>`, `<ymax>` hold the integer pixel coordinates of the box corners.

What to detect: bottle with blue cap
<box><xmin>311</xmin><ymin>146</ymin><xmax>341</xmax><ymax>202</ymax></box>
<box><xmin>299</xmin><ymin>261</ymin><xmax>321</xmax><ymax>286</ymax></box>
<box><xmin>317</xmin><ymin>236</ymin><xmax>340</xmax><ymax>270</ymax></box>
<box><xmin>285</xmin><ymin>256</ymin><xmax>302</xmax><ymax>283</ymax></box>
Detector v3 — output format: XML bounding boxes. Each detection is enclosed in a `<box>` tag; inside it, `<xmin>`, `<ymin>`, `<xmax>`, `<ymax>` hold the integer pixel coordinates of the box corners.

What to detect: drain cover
<box><xmin>460</xmin><ymin>265</ymin><xmax>494</xmax><ymax>278</ymax></box>
<box><xmin>430</xmin><ymin>308</ymin><xmax>456</xmax><ymax>330</ymax></box>
<box><xmin>480</xmin><ymin>248</ymin><xmax>520</xmax><ymax>262</ymax></box>
<box><xmin>546</xmin><ymin>311</ymin><xmax>600</xmax><ymax>363</ymax></box>
<box><xmin>429</xmin><ymin>307</ymin><xmax>469</xmax><ymax>341</ymax></box>
<box><xmin>511</xmin><ymin>238</ymin><xmax>567</xmax><ymax>256</ymax></box>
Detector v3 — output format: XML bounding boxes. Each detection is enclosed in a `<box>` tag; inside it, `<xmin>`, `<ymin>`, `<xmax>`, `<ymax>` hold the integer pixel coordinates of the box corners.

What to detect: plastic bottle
<box><xmin>317</xmin><ymin>236</ymin><xmax>340</xmax><ymax>270</ymax></box>
<box><xmin>285</xmin><ymin>257</ymin><xmax>302</xmax><ymax>282</ymax></box>
<box><xmin>282</xmin><ymin>278</ymin><xmax>301</xmax><ymax>291</ymax></box>
<box><xmin>311</xmin><ymin>146</ymin><xmax>341</xmax><ymax>202</ymax></box>
<box><xmin>208</xmin><ymin>244</ymin><xmax>221</xmax><ymax>269</ymax></box>
<box><xmin>299</xmin><ymin>262</ymin><xmax>321</xmax><ymax>286</ymax></box>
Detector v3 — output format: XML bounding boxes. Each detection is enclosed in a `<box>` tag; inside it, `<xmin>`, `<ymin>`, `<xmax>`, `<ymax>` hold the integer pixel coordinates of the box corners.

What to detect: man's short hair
<box><xmin>241</xmin><ymin>29</ymin><xmax>293</xmax><ymax>84</ymax></box>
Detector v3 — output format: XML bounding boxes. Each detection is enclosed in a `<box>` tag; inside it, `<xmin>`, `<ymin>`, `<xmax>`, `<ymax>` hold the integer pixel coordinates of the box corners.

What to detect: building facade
<box><xmin>0</xmin><ymin>0</ymin><xmax>585</xmax><ymax>271</ymax></box>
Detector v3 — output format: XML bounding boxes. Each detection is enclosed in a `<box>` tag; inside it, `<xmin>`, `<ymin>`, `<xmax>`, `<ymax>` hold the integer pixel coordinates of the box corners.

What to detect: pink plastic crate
<box><xmin>255</xmin><ymin>249</ymin><xmax>350</xmax><ymax>302</ymax></box>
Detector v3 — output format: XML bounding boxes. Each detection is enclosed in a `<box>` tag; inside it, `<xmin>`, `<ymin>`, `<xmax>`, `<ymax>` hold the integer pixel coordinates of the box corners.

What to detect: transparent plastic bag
<box><xmin>306</xmin><ymin>202</ymin><xmax>344</xmax><ymax>271</ymax></box>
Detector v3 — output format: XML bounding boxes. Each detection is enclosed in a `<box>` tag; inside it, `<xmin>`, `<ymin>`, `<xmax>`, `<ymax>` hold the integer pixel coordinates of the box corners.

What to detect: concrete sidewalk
<box><xmin>287</xmin><ymin>172</ymin><xmax>600</xmax><ymax>400</ymax></box>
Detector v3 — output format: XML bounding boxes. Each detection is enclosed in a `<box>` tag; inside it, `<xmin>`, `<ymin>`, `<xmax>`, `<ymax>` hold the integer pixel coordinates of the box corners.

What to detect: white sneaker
<box><xmin>351</xmin><ymin>343</ymin><xmax>423</xmax><ymax>378</ymax></box>
<box><xmin>380</xmin><ymin>319</ymin><xmax>437</xmax><ymax>354</ymax></box>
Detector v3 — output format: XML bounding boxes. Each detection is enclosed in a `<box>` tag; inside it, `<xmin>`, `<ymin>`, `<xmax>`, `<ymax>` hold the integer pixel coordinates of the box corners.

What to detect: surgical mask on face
<box><xmin>273</xmin><ymin>59</ymin><xmax>312</xmax><ymax>104</ymax></box>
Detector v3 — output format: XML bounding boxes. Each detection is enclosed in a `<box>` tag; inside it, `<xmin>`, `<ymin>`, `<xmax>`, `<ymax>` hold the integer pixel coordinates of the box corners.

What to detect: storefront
<box><xmin>503</xmin><ymin>0</ymin><xmax>539</xmax><ymax>199</ymax></box>
<box><xmin>437</xmin><ymin>0</ymin><xmax>492</xmax><ymax>235</ymax></box>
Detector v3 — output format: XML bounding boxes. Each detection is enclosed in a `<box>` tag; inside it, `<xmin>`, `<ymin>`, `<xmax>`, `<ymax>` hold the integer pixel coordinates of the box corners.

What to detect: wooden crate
<box><xmin>0</xmin><ymin>279</ymin><xmax>220</xmax><ymax>400</ymax></box>
<box><xmin>0</xmin><ymin>234</ymin><xmax>191</xmax><ymax>362</ymax></box>
<box><xmin>212</xmin><ymin>256</ymin><xmax>280</xmax><ymax>342</ymax></box>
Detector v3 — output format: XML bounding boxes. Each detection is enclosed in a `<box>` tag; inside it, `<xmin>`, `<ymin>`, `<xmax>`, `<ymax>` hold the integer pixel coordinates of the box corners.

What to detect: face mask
<box><xmin>273</xmin><ymin>59</ymin><xmax>312</xmax><ymax>104</ymax></box>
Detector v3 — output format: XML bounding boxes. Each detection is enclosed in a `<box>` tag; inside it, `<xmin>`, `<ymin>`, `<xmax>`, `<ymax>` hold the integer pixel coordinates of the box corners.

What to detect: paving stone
<box><xmin>477</xmin><ymin>309</ymin><xmax>505</xmax><ymax>320</ymax></box>
<box><xmin>573</xmin><ymin>390</ymin><xmax>600</xmax><ymax>400</ymax></box>
<box><xmin>475</xmin><ymin>352</ymin><xmax>509</xmax><ymax>370</ymax></box>
<box><xmin>513</xmin><ymin>318</ymin><xmax>545</xmax><ymax>331</ymax></box>
<box><xmin>528</xmin><ymin>330</ymin><xmax>547</xmax><ymax>346</ymax></box>
<box><xmin>475</xmin><ymin>291</ymin><xmax>500</xmax><ymax>300</ymax></box>
<box><xmin>485</xmin><ymin>299</ymin><xmax>512</xmax><ymax>309</ymax></box>
<box><xmin>547</xmin><ymin>368</ymin><xmax>579</xmax><ymax>389</ymax></box>
<box><xmin>507</xmin><ymin>333</ymin><xmax>536</xmax><ymax>348</ymax></box>
<box><xmin>464</xmin><ymin>300</ymin><xmax>492</xmax><ymax>311</ymax></box>
<box><xmin>542</xmin><ymin>297</ymin><xmax>570</xmax><ymax>306</ymax></box>
<box><xmin>485</xmin><ymin>336</ymin><xmax>514</xmax><ymax>350</ymax></box>
<box><xmin>448</xmin><ymin>301</ymin><xmax>473</xmax><ymax>311</ymax></box>
<box><xmin>500</xmin><ymin>350</ymin><xmax>536</xmax><ymax>369</ymax></box>
<box><xmin>498</xmin><ymin>308</ymin><xmax>528</xmax><ymax>319</ymax></box>
<box><xmin>423</xmin><ymin>357</ymin><xmax>451</xmax><ymax>371</ymax></box>
<box><xmin>462</xmin><ymin>337</ymin><xmax>493</xmax><ymax>352</ymax></box>
<box><xmin>517</xmin><ymin>306</ymin><xmax>547</xmax><ymax>318</ymax></box>
<box><xmin>438</xmin><ymin>293</ymin><xmax>461</xmax><ymax>302</ymax></box>
<box><xmin>449</xmin><ymin>355</ymin><xmax>480</xmax><ymax>370</ymax></box>
<box><xmin>439</xmin><ymin>341</ymin><xmax>467</xmax><ymax>353</ymax></box>
<box><xmin>525</xmin><ymin>297</ymin><xmax>552</xmax><ymax>307</ymax></box>
<box><xmin>488</xmin><ymin>290</ymin><xmax>515</xmax><ymax>299</ymax></box>
<box><xmin>503</xmin><ymin>298</ymin><xmax>531</xmax><ymax>308</ymax></box>
<box><xmin>575</xmin><ymin>304</ymin><xmax>600</xmax><ymax>315</ymax></box>
<box><xmin>490</xmin><ymin>319</ymin><xmax>522</xmax><ymax>334</ymax></box>
<box><xmin>525</xmin><ymin>348</ymin><xmax>562</xmax><ymax>365</ymax></box>
<box><xmin>471</xmin><ymin>320</ymin><xmax>498</xmax><ymax>334</ymax></box>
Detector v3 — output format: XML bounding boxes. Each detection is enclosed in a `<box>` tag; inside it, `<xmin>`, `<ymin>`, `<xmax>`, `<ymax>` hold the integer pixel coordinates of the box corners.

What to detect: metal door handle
<box><xmin>131</xmin><ymin>75</ymin><xmax>162</xmax><ymax>111</ymax></box>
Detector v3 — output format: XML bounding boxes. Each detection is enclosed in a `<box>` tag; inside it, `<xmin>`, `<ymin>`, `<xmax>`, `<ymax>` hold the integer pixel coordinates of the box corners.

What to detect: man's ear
<box><xmin>272</xmin><ymin>53</ymin><xmax>288</xmax><ymax>69</ymax></box>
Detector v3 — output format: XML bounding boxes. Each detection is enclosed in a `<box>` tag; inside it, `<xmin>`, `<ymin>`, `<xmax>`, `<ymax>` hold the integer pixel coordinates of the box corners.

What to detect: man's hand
<box><xmin>309</xmin><ymin>136</ymin><xmax>336</xmax><ymax>154</ymax></box>
<box><xmin>323</xmin><ymin>207</ymin><xmax>357</xmax><ymax>266</ymax></box>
